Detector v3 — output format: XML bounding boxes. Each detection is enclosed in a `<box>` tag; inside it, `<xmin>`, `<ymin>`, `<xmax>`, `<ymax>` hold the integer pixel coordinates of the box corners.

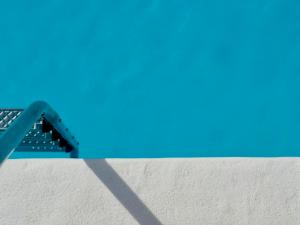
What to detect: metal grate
<box><xmin>0</xmin><ymin>108</ymin><xmax>78</xmax><ymax>153</ymax></box>
<box><xmin>0</xmin><ymin>109</ymin><xmax>23</xmax><ymax>130</ymax></box>
<box><xmin>18</xmin><ymin>118</ymin><xmax>68</xmax><ymax>152</ymax></box>
<box><xmin>0</xmin><ymin>101</ymin><xmax>79</xmax><ymax>165</ymax></box>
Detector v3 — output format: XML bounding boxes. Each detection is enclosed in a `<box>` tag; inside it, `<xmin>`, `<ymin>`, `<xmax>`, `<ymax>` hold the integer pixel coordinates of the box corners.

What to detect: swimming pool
<box><xmin>1</xmin><ymin>1</ymin><xmax>300</xmax><ymax>158</ymax></box>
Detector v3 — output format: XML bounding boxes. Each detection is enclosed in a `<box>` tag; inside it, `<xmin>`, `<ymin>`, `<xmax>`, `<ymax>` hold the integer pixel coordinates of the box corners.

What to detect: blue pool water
<box><xmin>1</xmin><ymin>1</ymin><xmax>300</xmax><ymax>158</ymax></box>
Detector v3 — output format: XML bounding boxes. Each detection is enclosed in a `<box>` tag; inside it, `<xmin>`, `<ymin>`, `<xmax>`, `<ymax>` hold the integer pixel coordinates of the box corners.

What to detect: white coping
<box><xmin>0</xmin><ymin>158</ymin><xmax>299</xmax><ymax>225</ymax></box>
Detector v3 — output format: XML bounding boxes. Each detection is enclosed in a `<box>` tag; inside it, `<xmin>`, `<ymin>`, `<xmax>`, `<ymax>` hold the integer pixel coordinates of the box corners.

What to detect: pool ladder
<box><xmin>0</xmin><ymin>101</ymin><xmax>79</xmax><ymax>166</ymax></box>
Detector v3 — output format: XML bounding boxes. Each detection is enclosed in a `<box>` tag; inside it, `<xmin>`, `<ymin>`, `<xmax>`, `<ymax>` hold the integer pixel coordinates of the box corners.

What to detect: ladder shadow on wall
<box><xmin>84</xmin><ymin>159</ymin><xmax>163</xmax><ymax>225</ymax></box>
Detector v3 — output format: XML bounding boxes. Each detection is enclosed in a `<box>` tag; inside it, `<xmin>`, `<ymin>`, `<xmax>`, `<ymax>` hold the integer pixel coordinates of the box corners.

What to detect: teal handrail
<box><xmin>0</xmin><ymin>101</ymin><xmax>79</xmax><ymax>166</ymax></box>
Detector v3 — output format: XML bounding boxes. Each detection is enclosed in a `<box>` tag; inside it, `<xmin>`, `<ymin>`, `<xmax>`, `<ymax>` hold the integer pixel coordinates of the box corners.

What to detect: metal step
<box><xmin>0</xmin><ymin>101</ymin><xmax>79</xmax><ymax>165</ymax></box>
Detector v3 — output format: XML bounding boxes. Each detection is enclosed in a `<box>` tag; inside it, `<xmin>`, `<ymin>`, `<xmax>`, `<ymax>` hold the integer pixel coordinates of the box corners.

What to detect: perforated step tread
<box><xmin>0</xmin><ymin>109</ymin><xmax>22</xmax><ymax>130</ymax></box>
<box><xmin>0</xmin><ymin>109</ymin><xmax>77</xmax><ymax>152</ymax></box>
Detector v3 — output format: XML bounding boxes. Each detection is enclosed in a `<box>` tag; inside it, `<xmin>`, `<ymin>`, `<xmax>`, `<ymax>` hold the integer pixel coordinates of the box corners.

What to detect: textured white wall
<box><xmin>0</xmin><ymin>158</ymin><xmax>299</xmax><ymax>225</ymax></box>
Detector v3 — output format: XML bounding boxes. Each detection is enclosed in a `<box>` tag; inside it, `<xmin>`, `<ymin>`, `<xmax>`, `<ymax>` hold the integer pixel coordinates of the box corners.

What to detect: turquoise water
<box><xmin>1</xmin><ymin>1</ymin><xmax>300</xmax><ymax>158</ymax></box>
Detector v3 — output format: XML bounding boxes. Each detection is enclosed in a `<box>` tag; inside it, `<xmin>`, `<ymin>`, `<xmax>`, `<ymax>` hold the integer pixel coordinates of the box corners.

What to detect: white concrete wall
<box><xmin>0</xmin><ymin>158</ymin><xmax>299</xmax><ymax>225</ymax></box>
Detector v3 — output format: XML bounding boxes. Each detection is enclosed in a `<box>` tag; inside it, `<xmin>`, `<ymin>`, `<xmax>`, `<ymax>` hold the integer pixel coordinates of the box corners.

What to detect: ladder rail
<box><xmin>0</xmin><ymin>101</ymin><xmax>79</xmax><ymax>166</ymax></box>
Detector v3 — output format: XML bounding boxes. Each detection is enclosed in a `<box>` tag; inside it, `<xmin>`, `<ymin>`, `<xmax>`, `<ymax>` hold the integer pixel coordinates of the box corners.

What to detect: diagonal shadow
<box><xmin>84</xmin><ymin>160</ymin><xmax>163</xmax><ymax>225</ymax></box>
